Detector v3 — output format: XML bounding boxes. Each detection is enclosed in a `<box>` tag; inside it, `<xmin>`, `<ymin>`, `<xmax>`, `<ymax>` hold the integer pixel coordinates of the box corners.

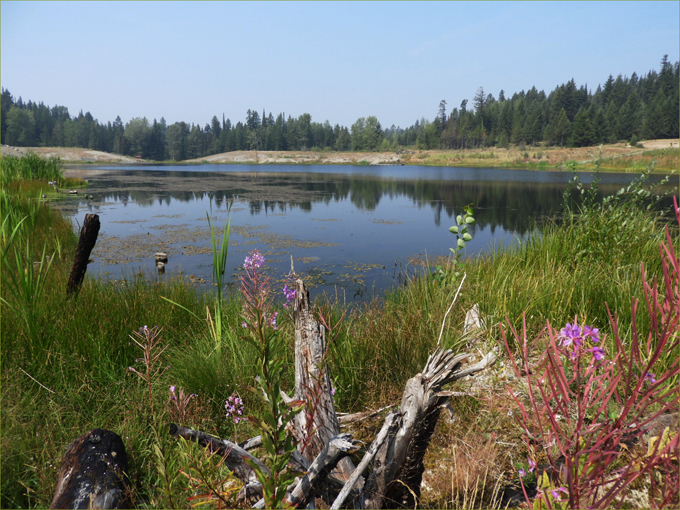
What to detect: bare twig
<box><xmin>437</xmin><ymin>273</ymin><xmax>467</xmax><ymax>347</ymax></box>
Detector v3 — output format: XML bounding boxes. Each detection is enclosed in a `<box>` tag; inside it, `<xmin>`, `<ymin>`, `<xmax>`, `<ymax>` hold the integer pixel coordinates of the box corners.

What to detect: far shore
<box><xmin>2</xmin><ymin>139</ymin><xmax>678</xmax><ymax>173</ymax></box>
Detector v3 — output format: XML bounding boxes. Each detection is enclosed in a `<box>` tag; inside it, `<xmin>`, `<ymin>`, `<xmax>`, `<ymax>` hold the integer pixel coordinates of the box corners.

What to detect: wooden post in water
<box><xmin>66</xmin><ymin>213</ymin><xmax>100</xmax><ymax>296</ymax></box>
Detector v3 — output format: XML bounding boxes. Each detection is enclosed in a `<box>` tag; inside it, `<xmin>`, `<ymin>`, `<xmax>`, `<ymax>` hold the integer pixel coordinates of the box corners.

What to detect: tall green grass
<box><xmin>1</xmin><ymin>153</ymin><xmax>63</xmax><ymax>188</ymax></box>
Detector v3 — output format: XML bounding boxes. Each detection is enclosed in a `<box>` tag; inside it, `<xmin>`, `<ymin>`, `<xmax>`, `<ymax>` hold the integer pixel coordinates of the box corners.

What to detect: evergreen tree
<box><xmin>1</xmin><ymin>88</ymin><xmax>14</xmax><ymax>144</ymax></box>
<box><xmin>5</xmin><ymin>106</ymin><xmax>36</xmax><ymax>146</ymax></box>
<box><xmin>569</xmin><ymin>107</ymin><xmax>595</xmax><ymax>147</ymax></box>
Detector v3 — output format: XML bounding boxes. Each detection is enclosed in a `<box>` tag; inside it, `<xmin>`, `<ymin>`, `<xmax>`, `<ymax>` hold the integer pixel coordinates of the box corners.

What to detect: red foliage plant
<box><xmin>502</xmin><ymin>197</ymin><xmax>679</xmax><ymax>509</ymax></box>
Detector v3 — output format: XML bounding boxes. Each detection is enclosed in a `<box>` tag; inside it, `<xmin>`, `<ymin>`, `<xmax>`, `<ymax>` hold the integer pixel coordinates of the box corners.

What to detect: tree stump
<box><xmin>66</xmin><ymin>214</ymin><xmax>100</xmax><ymax>296</ymax></box>
<box><xmin>50</xmin><ymin>428</ymin><xmax>129</xmax><ymax>509</ymax></box>
<box><xmin>291</xmin><ymin>278</ymin><xmax>356</xmax><ymax>482</ymax></box>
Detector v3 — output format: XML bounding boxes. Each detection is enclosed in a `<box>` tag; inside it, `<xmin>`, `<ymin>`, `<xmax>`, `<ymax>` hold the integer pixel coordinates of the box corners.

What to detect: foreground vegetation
<box><xmin>1</xmin><ymin>155</ymin><xmax>677</xmax><ymax>508</ymax></box>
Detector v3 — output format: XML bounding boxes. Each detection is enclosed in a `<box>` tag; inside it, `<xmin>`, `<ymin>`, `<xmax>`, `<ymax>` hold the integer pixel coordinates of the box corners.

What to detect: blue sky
<box><xmin>1</xmin><ymin>1</ymin><xmax>678</xmax><ymax>129</ymax></box>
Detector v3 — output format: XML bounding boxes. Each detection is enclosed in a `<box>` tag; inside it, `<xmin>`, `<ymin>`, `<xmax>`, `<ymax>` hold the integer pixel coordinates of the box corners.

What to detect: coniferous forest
<box><xmin>1</xmin><ymin>56</ymin><xmax>677</xmax><ymax>160</ymax></box>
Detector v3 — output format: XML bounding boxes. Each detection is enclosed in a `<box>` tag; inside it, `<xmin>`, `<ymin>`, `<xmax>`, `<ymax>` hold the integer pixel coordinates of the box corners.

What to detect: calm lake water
<box><xmin>60</xmin><ymin>164</ymin><xmax>676</xmax><ymax>302</ymax></box>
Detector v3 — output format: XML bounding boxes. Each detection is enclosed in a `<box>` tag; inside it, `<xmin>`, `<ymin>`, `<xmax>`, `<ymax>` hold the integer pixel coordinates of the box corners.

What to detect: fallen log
<box><xmin>66</xmin><ymin>214</ymin><xmax>100</xmax><ymax>296</ymax></box>
<box><xmin>50</xmin><ymin>428</ymin><xmax>130</xmax><ymax>509</ymax></box>
<box><xmin>285</xmin><ymin>434</ymin><xmax>359</xmax><ymax>508</ymax></box>
<box><xmin>168</xmin><ymin>423</ymin><xmax>269</xmax><ymax>484</ymax></box>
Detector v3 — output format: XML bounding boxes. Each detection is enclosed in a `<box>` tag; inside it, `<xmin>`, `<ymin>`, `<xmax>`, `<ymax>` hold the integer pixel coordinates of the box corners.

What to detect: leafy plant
<box><xmin>502</xmin><ymin>198</ymin><xmax>680</xmax><ymax>509</ymax></box>
<box><xmin>175</xmin><ymin>438</ymin><xmax>241</xmax><ymax>509</ymax></box>
<box><xmin>434</xmin><ymin>203</ymin><xmax>475</xmax><ymax>282</ymax></box>
<box><xmin>239</xmin><ymin>250</ymin><xmax>304</xmax><ymax>508</ymax></box>
<box><xmin>128</xmin><ymin>326</ymin><xmax>182</xmax><ymax>509</ymax></box>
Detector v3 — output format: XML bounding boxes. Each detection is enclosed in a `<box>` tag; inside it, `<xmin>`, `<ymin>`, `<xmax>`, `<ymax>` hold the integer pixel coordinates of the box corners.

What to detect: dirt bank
<box><xmin>0</xmin><ymin>145</ymin><xmax>144</xmax><ymax>163</ymax></box>
<box><xmin>2</xmin><ymin>139</ymin><xmax>677</xmax><ymax>170</ymax></box>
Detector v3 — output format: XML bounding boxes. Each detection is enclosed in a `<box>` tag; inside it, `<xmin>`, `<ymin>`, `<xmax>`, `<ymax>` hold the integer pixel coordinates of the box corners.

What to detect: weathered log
<box><xmin>291</xmin><ymin>278</ymin><xmax>356</xmax><ymax>481</ymax></box>
<box><xmin>66</xmin><ymin>214</ymin><xmax>100</xmax><ymax>296</ymax></box>
<box><xmin>363</xmin><ymin>348</ymin><xmax>495</xmax><ymax>509</ymax></box>
<box><xmin>168</xmin><ymin>423</ymin><xmax>268</xmax><ymax>484</ymax></box>
<box><xmin>285</xmin><ymin>433</ymin><xmax>359</xmax><ymax>508</ymax></box>
<box><xmin>331</xmin><ymin>412</ymin><xmax>400</xmax><ymax>509</ymax></box>
<box><xmin>50</xmin><ymin>428</ymin><xmax>130</xmax><ymax>509</ymax></box>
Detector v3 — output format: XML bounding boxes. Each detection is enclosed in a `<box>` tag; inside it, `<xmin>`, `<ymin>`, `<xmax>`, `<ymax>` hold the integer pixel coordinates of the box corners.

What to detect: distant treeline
<box><xmin>1</xmin><ymin>56</ymin><xmax>677</xmax><ymax>160</ymax></box>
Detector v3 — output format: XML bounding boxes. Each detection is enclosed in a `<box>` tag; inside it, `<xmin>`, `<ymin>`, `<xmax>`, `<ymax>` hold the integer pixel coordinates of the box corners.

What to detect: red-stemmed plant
<box><xmin>503</xmin><ymin>197</ymin><xmax>679</xmax><ymax>509</ymax></box>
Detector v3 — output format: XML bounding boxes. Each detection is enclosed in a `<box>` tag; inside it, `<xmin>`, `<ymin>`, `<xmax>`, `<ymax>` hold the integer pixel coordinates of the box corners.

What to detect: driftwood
<box><xmin>66</xmin><ymin>214</ymin><xmax>100</xmax><ymax>296</ymax></box>
<box><xmin>50</xmin><ymin>428</ymin><xmax>129</xmax><ymax>509</ymax></box>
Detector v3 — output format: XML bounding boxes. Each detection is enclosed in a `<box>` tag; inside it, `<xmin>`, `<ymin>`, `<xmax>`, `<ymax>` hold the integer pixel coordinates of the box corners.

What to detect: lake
<box><xmin>59</xmin><ymin>164</ymin><xmax>676</xmax><ymax>302</ymax></box>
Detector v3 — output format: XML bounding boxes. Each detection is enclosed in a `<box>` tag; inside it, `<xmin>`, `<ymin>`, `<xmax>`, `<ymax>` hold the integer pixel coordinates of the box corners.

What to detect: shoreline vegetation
<box><xmin>1</xmin><ymin>138</ymin><xmax>679</xmax><ymax>173</ymax></box>
<box><xmin>1</xmin><ymin>154</ymin><xmax>678</xmax><ymax>508</ymax></box>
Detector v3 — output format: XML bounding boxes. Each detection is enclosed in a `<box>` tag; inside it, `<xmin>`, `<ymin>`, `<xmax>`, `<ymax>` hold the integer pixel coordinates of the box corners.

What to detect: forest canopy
<box><xmin>1</xmin><ymin>56</ymin><xmax>677</xmax><ymax>160</ymax></box>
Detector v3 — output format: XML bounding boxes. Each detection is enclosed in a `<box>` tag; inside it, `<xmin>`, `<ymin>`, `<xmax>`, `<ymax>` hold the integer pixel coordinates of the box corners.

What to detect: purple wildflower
<box><xmin>225</xmin><ymin>392</ymin><xmax>245</xmax><ymax>424</ymax></box>
<box><xmin>269</xmin><ymin>311</ymin><xmax>278</xmax><ymax>330</ymax></box>
<box><xmin>244</xmin><ymin>250</ymin><xmax>265</xmax><ymax>270</ymax></box>
<box><xmin>583</xmin><ymin>325</ymin><xmax>600</xmax><ymax>343</ymax></box>
<box><xmin>528</xmin><ymin>459</ymin><xmax>537</xmax><ymax>472</ymax></box>
<box><xmin>518</xmin><ymin>468</ymin><xmax>527</xmax><ymax>478</ymax></box>
<box><xmin>559</xmin><ymin>323</ymin><xmax>583</xmax><ymax>348</ymax></box>
<box><xmin>644</xmin><ymin>372</ymin><xmax>657</xmax><ymax>384</ymax></box>
<box><xmin>588</xmin><ymin>346</ymin><xmax>606</xmax><ymax>361</ymax></box>
<box><xmin>241</xmin><ymin>321</ymin><xmax>248</xmax><ymax>328</ymax></box>
<box><xmin>551</xmin><ymin>487</ymin><xmax>568</xmax><ymax>500</ymax></box>
<box><xmin>283</xmin><ymin>285</ymin><xmax>295</xmax><ymax>302</ymax></box>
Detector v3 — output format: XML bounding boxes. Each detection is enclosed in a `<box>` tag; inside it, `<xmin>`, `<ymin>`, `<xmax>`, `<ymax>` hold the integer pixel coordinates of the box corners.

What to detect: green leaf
<box><xmin>463</xmin><ymin>233</ymin><xmax>472</xmax><ymax>242</ymax></box>
<box><xmin>449</xmin><ymin>225</ymin><xmax>459</xmax><ymax>234</ymax></box>
<box><xmin>456</xmin><ymin>214</ymin><xmax>463</xmax><ymax>225</ymax></box>
<box><xmin>457</xmin><ymin>238</ymin><xmax>466</xmax><ymax>249</ymax></box>
<box><xmin>465</xmin><ymin>216</ymin><xmax>476</xmax><ymax>225</ymax></box>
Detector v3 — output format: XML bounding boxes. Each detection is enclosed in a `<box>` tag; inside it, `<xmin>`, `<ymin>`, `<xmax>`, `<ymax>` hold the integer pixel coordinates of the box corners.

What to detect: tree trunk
<box><xmin>66</xmin><ymin>214</ymin><xmax>100</xmax><ymax>296</ymax></box>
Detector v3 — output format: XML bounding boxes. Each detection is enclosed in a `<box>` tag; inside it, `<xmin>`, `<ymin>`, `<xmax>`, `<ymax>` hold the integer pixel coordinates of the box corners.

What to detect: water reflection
<box><xmin>60</xmin><ymin>165</ymin><xmax>677</xmax><ymax>301</ymax></box>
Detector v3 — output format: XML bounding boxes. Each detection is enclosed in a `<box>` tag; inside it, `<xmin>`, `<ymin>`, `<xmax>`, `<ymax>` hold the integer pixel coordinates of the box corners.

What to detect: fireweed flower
<box><xmin>588</xmin><ymin>346</ymin><xmax>606</xmax><ymax>361</ymax></box>
<box><xmin>583</xmin><ymin>325</ymin><xmax>600</xmax><ymax>342</ymax></box>
<box><xmin>269</xmin><ymin>311</ymin><xmax>279</xmax><ymax>330</ymax></box>
<box><xmin>550</xmin><ymin>487</ymin><xmax>568</xmax><ymax>500</ymax></box>
<box><xmin>559</xmin><ymin>320</ymin><xmax>605</xmax><ymax>362</ymax></box>
<box><xmin>283</xmin><ymin>285</ymin><xmax>296</xmax><ymax>307</ymax></box>
<box><xmin>559</xmin><ymin>323</ymin><xmax>583</xmax><ymax>348</ymax></box>
<box><xmin>244</xmin><ymin>250</ymin><xmax>265</xmax><ymax>270</ymax></box>
<box><xmin>225</xmin><ymin>392</ymin><xmax>245</xmax><ymax>424</ymax></box>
